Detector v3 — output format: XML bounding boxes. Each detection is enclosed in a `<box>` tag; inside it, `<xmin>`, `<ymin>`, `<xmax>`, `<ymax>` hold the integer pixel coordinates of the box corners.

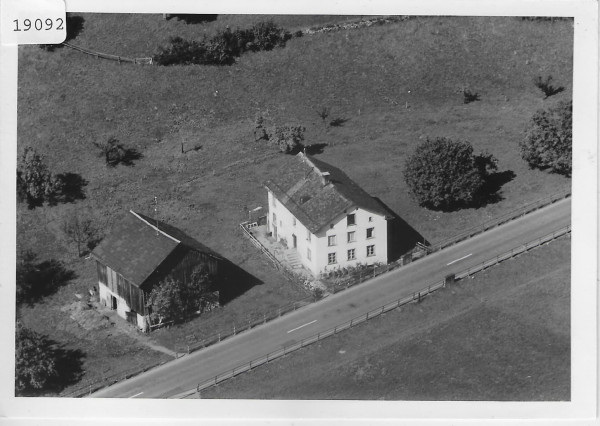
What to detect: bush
<box><xmin>520</xmin><ymin>100</ymin><xmax>572</xmax><ymax>176</ymax></box>
<box><xmin>17</xmin><ymin>147</ymin><xmax>61</xmax><ymax>208</ymax></box>
<box><xmin>269</xmin><ymin>124</ymin><xmax>305</xmax><ymax>154</ymax></box>
<box><xmin>404</xmin><ymin>137</ymin><xmax>498</xmax><ymax>211</ymax></box>
<box><xmin>154</xmin><ymin>37</ymin><xmax>209</xmax><ymax>66</ymax></box>
<box><xmin>92</xmin><ymin>136</ymin><xmax>141</xmax><ymax>166</ymax></box>
<box><xmin>155</xmin><ymin>21</ymin><xmax>292</xmax><ymax>66</ymax></box>
<box><xmin>146</xmin><ymin>265</ymin><xmax>216</xmax><ymax>324</ymax></box>
<box><xmin>15</xmin><ymin>325</ymin><xmax>58</xmax><ymax>393</ymax></box>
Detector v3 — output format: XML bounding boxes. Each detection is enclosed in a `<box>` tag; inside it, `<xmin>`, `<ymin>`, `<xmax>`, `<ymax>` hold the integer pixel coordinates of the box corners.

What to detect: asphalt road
<box><xmin>91</xmin><ymin>197</ymin><xmax>570</xmax><ymax>399</ymax></box>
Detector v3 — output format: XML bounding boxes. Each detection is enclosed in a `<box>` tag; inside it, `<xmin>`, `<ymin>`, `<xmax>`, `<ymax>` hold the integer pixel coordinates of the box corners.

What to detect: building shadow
<box><xmin>372</xmin><ymin>197</ymin><xmax>429</xmax><ymax>262</ymax></box>
<box><xmin>217</xmin><ymin>259</ymin><xmax>263</xmax><ymax>305</ymax></box>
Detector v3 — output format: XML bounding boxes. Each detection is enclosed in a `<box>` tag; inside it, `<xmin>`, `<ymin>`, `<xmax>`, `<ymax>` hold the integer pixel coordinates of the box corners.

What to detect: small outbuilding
<box><xmin>91</xmin><ymin>210</ymin><xmax>222</xmax><ymax>331</ymax></box>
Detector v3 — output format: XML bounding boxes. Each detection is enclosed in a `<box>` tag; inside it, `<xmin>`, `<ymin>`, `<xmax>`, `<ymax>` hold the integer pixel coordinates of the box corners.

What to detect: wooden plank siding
<box><xmin>95</xmin><ymin>247</ymin><xmax>219</xmax><ymax>318</ymax></box>
<box><xmin>96</xmin><ymin>260</ymin><xmax>147</xmax><ymax>314</ymax></box>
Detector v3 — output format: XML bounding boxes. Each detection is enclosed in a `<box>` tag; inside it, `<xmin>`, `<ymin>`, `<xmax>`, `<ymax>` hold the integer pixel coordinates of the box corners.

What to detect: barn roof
<box><xmin>91</xmin><ymin>211</ymin><xmax>221</xmax><ymax>287</ymax></box>
<box><xmin>264</xmin><ymin>153</ymin><xmax>391</xmax><ymax>234</ymax></box>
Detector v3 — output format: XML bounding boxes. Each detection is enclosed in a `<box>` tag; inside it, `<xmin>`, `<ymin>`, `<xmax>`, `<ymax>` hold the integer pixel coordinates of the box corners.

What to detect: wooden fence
<box><xmin>173</xmin><ymin>224</ymin><xmax>571</xmax><ymax>398</ymax></box>
<box><xmin>62</xmin><ymin>42</ymin><xmax>153</xmax><ymax>64</ymax></box>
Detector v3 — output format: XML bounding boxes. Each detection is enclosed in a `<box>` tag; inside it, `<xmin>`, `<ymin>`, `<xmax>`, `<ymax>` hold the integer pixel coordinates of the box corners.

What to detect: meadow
<box><xmin>16</xmin><ymin>14</ymin><xmax>572</xmax><ymax>395</ymax></box>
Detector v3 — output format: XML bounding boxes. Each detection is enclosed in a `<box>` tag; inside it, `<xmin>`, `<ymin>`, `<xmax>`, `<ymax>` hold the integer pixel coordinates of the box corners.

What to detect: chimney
<box><xmin>320</xmin><ymin>171</ymin><xmax>331</xmax><ymax>186</ymax></box>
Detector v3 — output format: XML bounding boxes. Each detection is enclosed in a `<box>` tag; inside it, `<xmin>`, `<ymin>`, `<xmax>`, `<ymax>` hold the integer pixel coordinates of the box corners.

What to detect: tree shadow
<box><xmin>53</xmin><ymin>172</ymin><xmax>88</xmax><ymax>203</ymax></box>
<box><xmin>302</xmin><ymin>143</ymin><xmax>328</xmax><ymax>155</ymax></box>
<box><xmin>169</xmin><ymin>14</ymin><xmax>219</xmax><ymax>24</ymax></box>
<box><xmin>66</xmin><ymin>14</ymin><xmax>85</xmax><ymax>41</ymax></box>
<box><xmin>39</xmin><ymin>14</ymin><xmax>84</xmax><ymax>51</ymax></box>
<box><xmin>372</xmin><ymin>197</ymin><xmax>429</xmax><ymax>262</ymax></box>
<box><xmin>48</xmin><ymin>344</ymin><xmax>86</xmax><ymax>391</ymax></box>
<box><xmin>118</xmin><ymin>147</ymin><xmax>143</xmax><ymax>166</ymax></box>
<box><xmin>329</xmin><ymin>117</ymin><xmax>350</xmax><ymax>127</ymax></box>
<box><xmin>17</xmin><ymin>254</ymin><xmax>77</xmax><ymax>306</ymax></box>
<box><xmin>533</xmin><ymin>75</ymin><xmax>565</xmax><ymax>99</ymax></box>
<box><xmin>217</xmin><ymin>259</ymin><xmax>263</xmax><ymax>305</ymax></box>
<box><xmin>463</xmin><ymin>89</ymin><xmax>480</xmax><ymax>104</ymax></box>
<box><xmin>473</xmin><ymin>170</ymin><xmax>517</xmax><ymax>208</ymax></box>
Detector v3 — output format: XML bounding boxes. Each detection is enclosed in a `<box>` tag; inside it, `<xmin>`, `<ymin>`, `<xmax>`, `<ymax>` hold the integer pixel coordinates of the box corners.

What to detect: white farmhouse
<box><xmin>265</xmin><ymin>153</ymin><xmax>393</xmax><ymax>276</ymax></box>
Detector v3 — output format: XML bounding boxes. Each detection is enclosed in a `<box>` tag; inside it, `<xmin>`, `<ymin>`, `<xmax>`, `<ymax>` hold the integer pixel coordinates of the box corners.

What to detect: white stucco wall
<box><xmin>314</xmin><ymin>207</ymin><xmax>388</xmax><ymax>274</ymax></box>
<box><xmin>267</xmin><ymin>191</ymin><xmax>388</xmax><ymax>276</ymax></box>
<box><xmin>98</xmin><ymin>282</ymin><xmax>146</xmax><ymax>330</ymax></box>
<box><xmin>267</xmin><ymin>190</ymin><xmax>318</xmax><ymax>273</ymax></box>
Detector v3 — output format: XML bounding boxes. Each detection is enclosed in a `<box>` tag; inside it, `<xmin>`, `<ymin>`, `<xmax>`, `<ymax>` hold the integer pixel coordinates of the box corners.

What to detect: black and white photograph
<box><xmin>1</xmin><ymin>0</ymin><xmax>597</xmax><ymax>424</ymax></box>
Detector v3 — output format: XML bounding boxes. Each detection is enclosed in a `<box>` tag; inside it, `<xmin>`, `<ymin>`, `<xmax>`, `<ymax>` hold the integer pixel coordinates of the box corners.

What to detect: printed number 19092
<box><xmin>13</xmin><ymin>18</ymin><xmax>64</xmax><ymax>32</ymax></box>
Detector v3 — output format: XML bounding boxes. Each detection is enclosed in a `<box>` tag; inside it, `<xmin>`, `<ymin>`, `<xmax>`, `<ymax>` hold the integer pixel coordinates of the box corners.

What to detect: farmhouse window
<box><xmin>367</xmin><ymin>245</ymin><xmax>375</xmax><ymax>257</ymax></box>
<box><xmin>328</xmin><ymin>235</ymin><xmax>337</xmax><ymax>246</ymax></box>
<box><xmin>306</xmin><ymin>229</ymin><xmax>311</xmax><ymax>241</ymax></box>
<box><xmin>368</xmin><ymin>217</ymin><xmax>373</xmax><ymax>222</ymax></box>
<box><xmin>307</xmin><ymin>248</ymin><xmax>312</xmax><ymax>260</ymax></box>
<box><xmin>328</xmin><ymin>253</ymin><xmax>337</xmax><ymax>264</ymax></box>
<box><xmin>272</xmin><ymin>213</ymin><xmax>277</xmax><ymax>224</ymax></box>
<box><xmin>293</xmin><ymin>218</ymin><xmax>296</xmax><ymax>226</ymax></box>
<box><xmin>347</xmin><ymin>214</ymin><xmax>356</xmax><ymax>226</ymax></box>
<box><xmin>347</xmin><ymin>231</ymin><xmax>356</xmax><ymax>243</ymax></box>
<box><xmin>347</xmin><ymin>249</ymin><xmax>356</xmax><ymax>260</ymax></box>
<box><xmin>366</xmin><ymin>227</ymin><xmax>375</xmax><ymax>239</ymax></box>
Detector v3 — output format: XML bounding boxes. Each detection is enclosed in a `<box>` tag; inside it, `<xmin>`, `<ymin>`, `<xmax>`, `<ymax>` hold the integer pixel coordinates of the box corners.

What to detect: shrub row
<box><xmin>155</xmin><ymin>21</ymin><xmax>297</xmax><ymax>66</ymax></box>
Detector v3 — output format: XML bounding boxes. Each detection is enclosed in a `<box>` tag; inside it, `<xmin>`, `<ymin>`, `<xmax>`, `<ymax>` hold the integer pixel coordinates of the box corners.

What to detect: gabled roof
<box><xmin>265</xmin><ymin>153</ymin><xmax>391</xmax><ymax>234</ymax></box>
<box><xmin>91</xmin><ymin>211</ymin><xmax>220</xmax><ymax>287</ymax></box>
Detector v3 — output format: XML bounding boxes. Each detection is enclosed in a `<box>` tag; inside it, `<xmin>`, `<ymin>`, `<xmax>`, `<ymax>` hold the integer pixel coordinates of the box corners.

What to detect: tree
<box><xmin>15</xmin><ymin>325</ymin><xmax>58</xmax><ymax>393</ymax></box>
<box><xmin>519</xmin><ymin>100</ymin><xmax>572</xmax><ymax>176</ymax></box>
<box><xmin>269</xmin><ymin>124</ymin><xmax>305</xmax><ymax>154</ymax></box>
<box><xmin>17</xmin><ymin>147</ymin><xmax>60</xmax><ymax>208</ymax></box>
<box><xmin>146</xmin><ymin>265</ymin><xmax>216</xmax><ymax>324</ymax></box>
<box><xmin>93</xmin><ymin>136</ymin><xmax>127</xmax><ymax>166</ymax></box>
<box><xmin>61</xmin><ymin>208</ymin><xmax>102</xmax><ymax>257</ymax></box>
<box><xmin>403</xmin><ymin>137</ymin><xmax>497</xmax><ymax>211</ymax></box>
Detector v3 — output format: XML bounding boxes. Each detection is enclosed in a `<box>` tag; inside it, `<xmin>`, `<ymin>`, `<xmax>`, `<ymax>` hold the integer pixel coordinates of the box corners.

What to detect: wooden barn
<box><xmin>91</xmin><ymin>210</ymin><xmax>222</xmax><ymax>331</ymax></box>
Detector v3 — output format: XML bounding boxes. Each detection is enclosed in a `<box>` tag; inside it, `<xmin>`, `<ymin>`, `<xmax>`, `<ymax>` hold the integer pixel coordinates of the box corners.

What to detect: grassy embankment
<box><xmin>16</xmin><ymin>14</ymin><xmax>572</xmax><ymax>395</ymax></box>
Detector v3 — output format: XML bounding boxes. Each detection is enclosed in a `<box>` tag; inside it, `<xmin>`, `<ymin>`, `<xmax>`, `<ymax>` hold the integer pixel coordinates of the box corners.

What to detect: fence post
<box><xmin>218</xmin><ymin>332</ymin><xmax>221</xmax><ymax>342</ymax></box>
<box><xmin>233</xmin><ymin>324</ymin><xmax>236</xmax><ymax>335</ymax></box>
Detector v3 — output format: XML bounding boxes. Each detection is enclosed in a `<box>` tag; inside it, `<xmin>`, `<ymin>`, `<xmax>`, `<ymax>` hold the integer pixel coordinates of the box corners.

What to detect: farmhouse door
<box><xmin>110</xmin><ymin>295</ymin><xmax>117</xmax><ymax>310</ymax></box>
<box><xmin>292</xmin><ymin>234</ymin><xmax>297</xmax><ymax>249</ymax></box>
<box><xmin>273</xmin><ymin>225</ymin><xmax>278</xmax><ymax>240</ymax></box>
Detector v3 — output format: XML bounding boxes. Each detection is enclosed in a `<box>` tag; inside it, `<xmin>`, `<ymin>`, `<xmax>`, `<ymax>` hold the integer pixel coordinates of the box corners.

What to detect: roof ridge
<box><xmin>129</xmin><ymin>210</ymin><xmax>181</xmax><ymax>244</ymax></box>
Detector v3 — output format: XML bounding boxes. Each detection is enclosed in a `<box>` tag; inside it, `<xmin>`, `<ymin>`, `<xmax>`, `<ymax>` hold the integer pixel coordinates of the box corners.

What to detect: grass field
<box><xmin>201</xmin><ymin>236</ymin><xmax>570</xmax><ymax>401</ymax></box>
<box><xmin>16</xmin><ymin>14</ymin><xmax>572</xmax><ymax>395</ymax></box>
